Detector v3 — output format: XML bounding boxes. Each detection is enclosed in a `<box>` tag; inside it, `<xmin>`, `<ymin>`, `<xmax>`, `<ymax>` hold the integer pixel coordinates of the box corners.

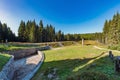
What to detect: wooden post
<box><xmin>82</xmin><ymin>38</ymin><xmax>84</xmax><ymax>47</ymax></box>
<box><xmin>5</xmin><ymin>39</ymin><xmax>8</xmax><ymax>47</ymax></box>
<box><xmin>115</xmin><ymin>56</ymin><xmax>120</xmax><ymax>72</ymax></box>
<box><xmin>6</xmin><ymin>39</ymin><xmax>8</xmax><ymax>43</ymax></box>
<box><xmin>109</xmin><ymin>51</ymin><xmax>114</xmax><ymax>60</ymax></box>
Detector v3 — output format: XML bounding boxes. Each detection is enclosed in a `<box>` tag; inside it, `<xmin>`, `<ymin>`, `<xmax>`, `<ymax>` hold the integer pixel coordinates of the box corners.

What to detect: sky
<box><xmin>0</xmin><ymin>0</ymin><xmax>120</xmax><ymax>35</ymax></box>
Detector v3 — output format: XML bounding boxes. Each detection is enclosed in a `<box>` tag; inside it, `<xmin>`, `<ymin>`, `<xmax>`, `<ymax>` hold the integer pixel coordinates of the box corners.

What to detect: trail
<box><xmin>73</xmin><ymin>41</ymin><xmax>80</xmax><ymax>45</ymax></box>
<box><xmin>93</xmin><ymin>46</ymin><xmax>108</xmax><ymax>50</ymax></box>
<box><xmin>93</xmin><ymin>46</ymin><xmax>120</xmax><ymax>53</ymax></box>
<box><xmin>52</xmin><ymin>47</ymin><xmax>62</xmax><ymax>50</ymax></box>
<box><xmin>13</xmin><ymin>51</ymin><xmax>44</xmax><ymax>80</ymax></box>
<box><xmin>58</xmin><ymin>42</ymin><xmax>64</xmax><ymax>47</ymax></box>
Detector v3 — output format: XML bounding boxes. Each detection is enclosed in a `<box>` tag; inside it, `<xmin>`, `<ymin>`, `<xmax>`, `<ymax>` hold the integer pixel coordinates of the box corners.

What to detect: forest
<box><xmin>103</xmin><ymin>12</ymin><xmax>120</xmax><ymax>45</ymax></box>
<box><xmin>0</xmin><ymin>22</ymin><xmax>16</xmax><ymax>42</ymax></box>
<box><xmin>0</xmin><ymin>20</ymin><xmax>102</xmax><ymax>43</ymax></box>
<box><xmin>0</xmin><ymin>12</ymin><xmax>120</xmax><ymax>47</ymax></box>
<box><xmin>18</xmin><ymin>20</ymin><xmax>103</xmax><ymax>42</ymax></box>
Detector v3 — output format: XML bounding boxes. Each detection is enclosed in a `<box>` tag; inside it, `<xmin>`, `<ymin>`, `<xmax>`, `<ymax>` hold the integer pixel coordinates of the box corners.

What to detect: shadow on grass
<box><xmin>32</xmin><ymin>52</ymin><xmax>120</xmax><ymax>80</ymax></box>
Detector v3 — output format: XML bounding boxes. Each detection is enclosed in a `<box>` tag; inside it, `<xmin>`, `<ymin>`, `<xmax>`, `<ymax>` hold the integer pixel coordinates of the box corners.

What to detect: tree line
<box><xmin>18</xmin><ymin>20</ymin><xmax>65</xmax><ymax>42</ymax></box>
<box><xmin>18</xmin><ymin>20</ymin><xmax>103</xmax><ymax>42</ymax></box>
<box><xmin>103</xmin><ymin>12</ymin><xmax>120</xmax><ymax>46</ymax></box>
<box><xmin>0</xmin><ymin>20</ymin><xmax>103</xmax><ymax>43</ymax></box>
<box><xmin>0</xmin><ymin>21</ymin><xmax>16</xmax><ymax>42</ymax></box>
<box><xmin>1</xmin><ymin>12</ymin><xmax>120</xmax><ymax>44</ymax></box>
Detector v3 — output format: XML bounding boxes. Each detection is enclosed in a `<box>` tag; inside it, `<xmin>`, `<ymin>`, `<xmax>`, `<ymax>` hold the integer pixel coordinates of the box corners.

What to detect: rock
<box><xmin>48</xmin><ymin>73</ymin><xmax>54</xmax><ymax>79</ymax></box>
<box><xmin>46</xmin><ymin>68</ymin><xmax>58</xmax><ymax>79</ymax></box>
<box><xmin>53</xmin><ymin>68</ymin><xmax>57</xmax><ymax>75</ymax></box>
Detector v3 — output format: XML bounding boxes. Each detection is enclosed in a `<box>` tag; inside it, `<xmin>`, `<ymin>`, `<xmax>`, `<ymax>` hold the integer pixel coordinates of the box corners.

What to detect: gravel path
<box><xmin>93</xmin><ymin>46</ymin><xmax>120</xmax><ymax>53</ymax></box>
<box><xmin>93</xmin><ymin>46</ymin><xmax>107</xmax><ymax>50</ymax></box>
<box><xmin>13</xmin><ymin>52</ymin><xmax>43</xmax><ymax>80</ymax></box>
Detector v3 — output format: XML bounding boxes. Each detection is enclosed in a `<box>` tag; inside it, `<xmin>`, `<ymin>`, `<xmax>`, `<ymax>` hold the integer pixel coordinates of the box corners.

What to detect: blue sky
<box><xmin>0</xmin><ymin>0</ymin><xmax>120</xmax><ymax>35</ymax></box>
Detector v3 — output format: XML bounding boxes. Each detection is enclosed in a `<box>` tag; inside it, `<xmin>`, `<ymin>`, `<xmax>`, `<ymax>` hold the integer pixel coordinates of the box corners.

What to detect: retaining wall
<box><xmin>0</xmin><ymin>56</ymin><xmax>15</xmax><ymax>80</ymax></box>
<box><xmin>0</xmin><ymin>51</ymin><xmax>44</xmax><ymax>80</ymax></box>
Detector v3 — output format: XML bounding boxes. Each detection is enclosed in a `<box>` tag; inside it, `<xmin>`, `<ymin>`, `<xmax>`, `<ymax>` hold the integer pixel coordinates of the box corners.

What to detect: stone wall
<box><xmin>36</xmin><ymin>46</ymin><xmax>51</xmax><ymax>51</ymax></box>
<box><xmin>0</xmin><ymin>56</ymin><xmax>15</xmax><ymax>80</ymax></box>
<box><xmin>10</xmin><ymin>48</ymin><xmax>37</xmax><ymax>60</ymax></box>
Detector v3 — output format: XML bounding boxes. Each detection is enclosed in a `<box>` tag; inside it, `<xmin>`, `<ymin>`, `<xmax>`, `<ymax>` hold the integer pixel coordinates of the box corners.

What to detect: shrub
<box><xmin>66</xmin><ymin>71</ymin><xmax>109</xmax><ymax>80</ymax></box>
<box><xmin>43</xmin><ymin>67</ymin><xmax>54</xmax><ymax>76</ymax></box>
<box><xmin>66</xmin><ymin>76</ymin><xmax>75</xmax><ymax>80</ymax></box>
<box><xmin>108</xmin><ymin>45</ymin><xmax>117</xmax><ymax>50</ymax></box>
<box><xmin>62</xmin><ymin>41</ymin><xmax>74</xmax><ymax>46</ymax></box>
<box><xmin>108</xmin><ymin>44</ymin><xmax>120</xmax><ymax>51</ymax></box>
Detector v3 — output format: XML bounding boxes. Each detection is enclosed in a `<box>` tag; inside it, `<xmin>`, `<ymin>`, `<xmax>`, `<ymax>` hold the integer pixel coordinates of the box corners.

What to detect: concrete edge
<box><xmin>0</xmin><ymin>55</ymin><xmax>14</xmax><ymax>80</ymax></box>
<box><xmin>22</xmin><ymin>51</ymin><xmax>44</xmax><ymax>80</ymax></box>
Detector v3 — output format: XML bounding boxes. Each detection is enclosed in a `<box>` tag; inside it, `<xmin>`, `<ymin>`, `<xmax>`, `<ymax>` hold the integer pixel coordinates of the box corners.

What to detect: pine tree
<box><xmin>25</xmin><ymin>20</ymin><xmax>31</xmax><ymax>42</ymax></box>
<box><xmin>18</xmin><ymin>20</ymin><xmax>26</xmax><ymax>41</ymax></box>
<box><xmin>29</xmin><ymin>20</ymin><xmax>36</xmax><ymax>42</ymax></box>
<box><xmin>2</xmin><ymin>23</ymin><xmax>8</xmax><ymax>40</ymax></box>
<box><xmin>39</xmin><ymin>20</ymin><xmax>43</xmax><ymax>42</ymax></box>
<box><xmin>0</xmin><ymin>21</ymin><xmax>3</xmax><ymax>41</ymax></box>
<box><xmin>103</xmin><ymin>20</ymin><xmax>109</xmax><ymax>44</ymax></box>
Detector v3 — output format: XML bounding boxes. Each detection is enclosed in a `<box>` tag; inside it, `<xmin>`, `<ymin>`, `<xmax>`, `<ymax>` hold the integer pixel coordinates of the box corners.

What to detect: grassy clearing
<box><xmin>0</xmin><ymin>41</ymin><xmax>76</xmax><ymax>52</ymax></box>
<box><xmin>32</xmin><ymin>45</ymin><xmax>120</xmax><ymax>80</ymax></box>
<box><xmin>0</xmin><ymin>43</ymin><xmax>41</xmax><ymax>52</ymax></box>
<box><xmin>0</xmin><ymin>45</ymin><xmax>24</xmax><ymax>51</ymax></box>
<box><xmin>0</xmin><ymin>53</ymin><xmax>11</xmax><ymax>71</ymax></box>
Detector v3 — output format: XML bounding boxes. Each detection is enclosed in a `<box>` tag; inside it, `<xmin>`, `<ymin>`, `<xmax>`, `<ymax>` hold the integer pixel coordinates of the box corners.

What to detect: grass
<box><xmin>32</xmin><ymin>45</ymin><xmax>120</xmax><ymax>80</ymax></box>
<box><xmin>0</xmin><ymin>43</ymin><xmax>41</xmax><ymax>52</ymax></box>
<box><xmin>0</xmin><ymin>41</ymin><xmax>119</xmax><ymax>80</ymax></box>
<box><xmin>0</xmin><ymin>45</ymin><xmax>23</xmax><ymax>51</ymax></box>
<box><xmin>0</xmin><ymin>53</ymin><xmax>11</xmax><ymax>71</ymax></box>
<box><xmin>0</xmin><ymin>41</ymin><xmax>77</xmax><ymax>52</ymax></box>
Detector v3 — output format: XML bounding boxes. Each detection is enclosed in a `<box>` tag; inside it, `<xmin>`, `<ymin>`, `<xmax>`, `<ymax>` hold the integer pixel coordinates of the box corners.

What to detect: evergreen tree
<box><xmin>29</xmin><ymin>20</ymin><xmax>36</xmax><ymax>42</ymax></box>
<box><xmin>25</xmin><ymin>20</ymin><xmax>31</xmax><ymax>42</ymax></box>
<box><xmin>0</xmin><ymin>21</ymin><xmax>3</xmax><ymax>41</ymax></box>
<box><xmin>18</xmin><ymin>20</ymin><xmax>26</xmax><ymax>41</ymax></box>
<box><xmin>102</xmin><ymin>12</ymin><xmax>120</xmax><ymax>45</ymax></box>
<box><xmin>39</xmin><ymin>20</ymin><xmax>43</xmax><ymax>42</ymax></box>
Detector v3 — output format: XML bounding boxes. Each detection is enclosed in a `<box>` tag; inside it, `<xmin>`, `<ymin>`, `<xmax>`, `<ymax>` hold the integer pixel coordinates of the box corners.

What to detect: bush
<box><xmin>66</xmin><ymin>76</ymin><xmax>75</xmax><ymax>80</ymax></box>
<box><xmin>66</xmin><ymin>71</ymin><xmax>109</xmax><ymax>80</ymax></box>
<box><xmin>62</xmin><ymin>41</ymin><xmax>74</xmax><ymax>46</ymax></box>
<box><xmin>108</xmin><ymin>45</ymin><xmax>117</xmax><ymax>50</ymax></box>
<box><xmin>108</xmin><ymin>44</ymin><xmax>120</xmax><ymax>51</ymax></box>
<box><xmin>43</xmin><ymin>67</ymin><xmax>54</xmax><ymax>76</ymax></box>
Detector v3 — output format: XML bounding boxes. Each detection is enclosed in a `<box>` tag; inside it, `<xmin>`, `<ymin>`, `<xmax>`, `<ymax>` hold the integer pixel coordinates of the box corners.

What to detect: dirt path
<box><xmin>13</xmin><ymin>52</ymin><xmax>43</xmax><ymax>80</ymax></box>
<box><xmin>93</xmin><ymin>46</ymin><xmax>108</xmax><ymax>50</ymax></box>
<box><xmin>52</xmin><ymin>47</ymin><xmax>62</xmax><ymax>50</ymax></box>
<box><xmin>93</xmin><ymin>46</ymin><xmax>120</xmax><ymax>53</ymax></box>
<box><xmin>73</xmin><ymin>41</ymin><xmax>80</xmax><ymax>45</ymax></box>
<box><xmin>58</xmin><ymin>42</ymin><xmax>64</xmax><ymax>47</ymax></box>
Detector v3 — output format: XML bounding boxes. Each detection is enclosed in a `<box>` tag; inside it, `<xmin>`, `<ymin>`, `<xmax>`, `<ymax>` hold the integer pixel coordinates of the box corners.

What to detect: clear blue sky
<box><xmin>0</xmin><ymin>0</ymin><xmax>120</xmax><ymax>35</ymax></box>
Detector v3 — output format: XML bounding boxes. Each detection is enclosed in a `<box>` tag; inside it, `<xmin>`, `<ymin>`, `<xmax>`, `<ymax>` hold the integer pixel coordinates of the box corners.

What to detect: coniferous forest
<box><xmin>0</xmin><ymin>22</ymin><xmax>16</xmax><ymax>42</ymax></box>
<box><xmin>103</xmin><ymin>12</ymin><xmax>120</xmax><ymax>45</ymax></box>
<box><xmin>0</xmin><ymin>20</ymin><xmax>102</xmax><ymax>43</ymax></box>
<box><xmin>18</xmin><ymin>20</ymin><xmax>102</xmax><ymax>42</ymax></box>
<box><xmin>1</xmin><ymin>12</ymin><xmax>120</xmax><ymax>46</ymax></box>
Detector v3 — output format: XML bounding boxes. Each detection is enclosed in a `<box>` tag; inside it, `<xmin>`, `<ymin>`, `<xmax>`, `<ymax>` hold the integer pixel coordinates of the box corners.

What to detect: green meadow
<box><xmin>0</xmin><ymin>41</ymin><xmax>120</xmax><ymax>80</ymax></box>
<box><xmin>32</xmin><ymin>44</ymin><xmax>120</xmax><ymax>80</ymax></box>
